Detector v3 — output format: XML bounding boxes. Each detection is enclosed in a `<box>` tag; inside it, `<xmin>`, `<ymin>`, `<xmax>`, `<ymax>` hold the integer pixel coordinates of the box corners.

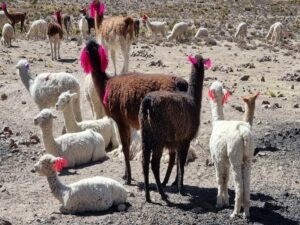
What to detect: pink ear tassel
<box><xmin>89</xmin><ymin>1</ymin><xmax>97</xmax><ymax>18</ymax></box>
<box><xmin>80</xmin><ymin>48</ymin><xmax>93</xmax><ymax>74</ymax></box>
<box><xmin>99</xmin><ymin>3</ymin><xmax>105</xmax><ymax>15</ymax></box>
<box><xmin>99</xmin><ymin>45</ymin><xmax>109</xmax><ymax>73</ymax></box>
<box><xmin>208</xmin><ymin>89</ymin><xmax>215</xmax><ymax>101</ymax></box>
<box><xmin>188</xmin><ymin>55</ymin><xmax>197</xmax><ymax>65</ymax></box>
<box><xmin>222</xmin><ymin>90</ymin><xmax>231</xmax><ymax>105</ymax></box>
<box><xmin>52</xmin><ymin>157</ymin><xmax>68</xmax><ymax>172</ymax></box>
<box><xmin>204</xmin><ymin>58</ymin><xmax>212</xmax><ymax>70</ymax></box>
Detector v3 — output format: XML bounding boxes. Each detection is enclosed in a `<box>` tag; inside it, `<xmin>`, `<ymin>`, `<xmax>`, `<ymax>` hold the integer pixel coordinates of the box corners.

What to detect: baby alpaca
<box><xmin>34</xmin><ymin>109</ymin><xmax>107</xmax><ymax>168</ymax></box>
<box><xmin>265</xmin><ymin>22</ymin><xmax>283</xmax><ymax>45</ymax></box>
<box><xmin>194</xmin><ymin>27</ymin><xmax>208</xmax><ymax>39</ymax></box>
<box><xmin>141</xmin><ymin>15</ymin><xmax>166</xmax><ymax>39</ymax></box>
<box><xmin>234</xmin><ymin>22</ymin><xmax>247</xmax><ymax>42</ymax></box>
<box><xmin>1</xmin><ymin>23</ymin><xmax>14</xmax><ymax>47</ymax></box>
<box><xmin>208</xmin><ymin>81</ymin><xmax>255</xmax><ymax>218</ymax></box>
<box><xmin>55</xmin><ymin>91</ymin><xmax>120</xmax><ymax>150</ymax></box>
<box><xmin>167</xmin><ymin>22</ymin><xmax>188</xmax><ymax>42</ymax></box>
<box><xmin>34</xmin><ymin>154</ymin><xmax>127</xmax><ymax>214</ymax></box>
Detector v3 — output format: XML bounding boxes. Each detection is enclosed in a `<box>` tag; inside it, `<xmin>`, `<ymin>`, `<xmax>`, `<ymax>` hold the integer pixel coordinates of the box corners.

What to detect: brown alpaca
<box><xmin>91</xmin><ymin>1</ymin><xmax>139</xmax><ymax>75</ymax></box>
<box><xmin>47</xmin><ymin>11</ymin><xmax>63</xmax><ymax>60</ymax></box>
<box><xmin>80</xmin><ymin>40</ymin><xmax>188</xmax><ymax>185</ymax></box>
<box><xmin>242</xmin><ymin>92</ymin><xmax>260</xmax><ymax>126</ymax></box>
<box><xmin>1</xmin><ymin>2</ymin><xmax>26</xmax><ymax>32</ymax></box>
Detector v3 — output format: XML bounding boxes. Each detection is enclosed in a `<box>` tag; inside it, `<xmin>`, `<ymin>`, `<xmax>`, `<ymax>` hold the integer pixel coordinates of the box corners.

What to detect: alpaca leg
<box><xmin>215</xmin><ymin>162</ymin><xmax>226</xmax><ymax>208</ymax></box>
<box><xmin>243</xmin><ymin>159</ymin><xmax>251</xmax><ymax>218</ymax></box>
<box><xmin>50</xmin><ymin>41</ymin><xmax>54</xmax><ymax>60</ymax></box>
<box><xmin>111</xmin><ymin>49</ymin><xmax>117</xmax><ymax>75</ymax></box>
<box><xmin>230</xmin><ymin>163</ymin><xmax>243</xmax><ymax>218</ymax></box>
<box><xmin>162</xmin><ymin>150</ymin><xmax>175</xmax><ymax>187</ymax></box>
<box><xmin>223</xmin><ymin>160</ymin><xmax>230</xmax><ymax>207</ymax></box>
<box><xmin>151</xmin><ymin>145</ymin><xmax>168</xmax><ymax>200</ymax></box>
<box><xmin>142</xmin><ymin>133</ymin><xmax>152</xmax><ymax>202</ymax></box>
<box><xmin>120</xmin><ymin>41</ymin><xmax>130</xmax><ymax>74</ymax></box>
<box><xmin>176</xmin><ymin>142</ymin><xmax>190</xmax><ymax>194</ymax></box>
<box><xmin>54</xmin><ymin>41</ymin><xmax>57</xmax><ymax>60</ymax></box>
<box><xmin>58</xmin><ymin>39</ymin><xmax>61</xmax><ymax>59</ymax></box>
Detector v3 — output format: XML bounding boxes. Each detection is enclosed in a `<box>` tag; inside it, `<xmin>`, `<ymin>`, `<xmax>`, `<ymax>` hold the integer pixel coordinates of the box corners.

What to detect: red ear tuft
<box><xmin>188</xmin><ymin>55</ymin><xmax>197</xmax><ymax>65</ymax></box>
<box><xmin>52</xmin><ymin>157</ymin><xmax>68</xmax><ymax>172</ymax></box>
<box><xmin>142</xmin><ymin>15</ymin><xmax>147</xmax><ymax>20</ymax></box>
<box><xmin>99</xmin><ymin>3</ymin><xmax>105</xmax><ymax>15</ymax></box>
<box><xmin>89</xmin><ymin>1</ymin><xmax>97</xmax><ymax>18</ymax></box>
<box><xmin>98</xmin><ymin>45</ymin><xmax>108</xmax><ymax>72</ymax></box>
<box><xmin>204</xmin><ymin>58</ymin><xmax>212</xmax><ymax>70</ymax></box>
<box><xmin>208</xmin><ymin>89</ymin><xmax>215</xmax><ymax>101</ymax></box>
<box><xmin>80</xmin><ymin>47</ymin><xmax>93</xmax><ymax>74</ymax></box>
<box><xmin>222</xmin><ymin>90</ymin><xmax>231</xmax><ymax>105</ymax></box>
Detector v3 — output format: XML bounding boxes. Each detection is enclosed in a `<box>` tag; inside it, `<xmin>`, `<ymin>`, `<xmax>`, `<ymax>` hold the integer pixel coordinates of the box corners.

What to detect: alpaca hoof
<box><xmin>162</xmin><ymin>182</ymin><xmax>167</xmax><ymax>187</ymax></box>
<box><xmin>243</xmin><ymin>211</ymin><xmax>250</xmax><ymax>219</ymax></box>
<box><xmin>230</xmin><ymin>212</ymin><xmax>238</xmax><ymax>219</ymax></box>
<box><xmin>161</xmin><ymin>193</ymin><xmax>169</xmax><ymax>201</ymax></box>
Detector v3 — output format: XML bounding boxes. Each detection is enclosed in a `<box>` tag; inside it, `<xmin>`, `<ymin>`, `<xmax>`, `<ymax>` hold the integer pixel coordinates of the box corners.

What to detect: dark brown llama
<box><xmin>1</xmin><ymin>2</ymin><xmax>26</xmax><ymax>32</ymax></box>
<box><xmin>139</xmin><ymin>55</ymin><xmax>210</xmax><ymax>202</ymax></box>
<box><xmin>80</xmin><ymin>40</ymin><xmax>188</xmax><ymax>185</ymax></box>
<box><xmin>47</xmin><ymin>11</ymin><xmax>63</xmax><ymax>60</ymax></box>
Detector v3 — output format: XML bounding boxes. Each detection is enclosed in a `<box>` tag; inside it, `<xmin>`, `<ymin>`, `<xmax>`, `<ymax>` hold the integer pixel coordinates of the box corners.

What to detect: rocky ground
<box><xmin>0</xmin><ymin>0</ymin><xmax>299</xmax><ymax>225</ymax></box>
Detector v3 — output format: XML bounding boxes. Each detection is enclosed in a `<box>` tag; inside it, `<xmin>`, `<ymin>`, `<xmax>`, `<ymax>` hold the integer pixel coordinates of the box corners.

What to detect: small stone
<box><xmin>277</xmin><ymin>93</ymin><xmax>284</xmax><ymax>97</ymax></box>
<box><xmin>1</xmin><ymin>94</ymin><xmax>7</xmax><ymax>100</ymax></box>
<box><xmin>262</xmin><ymin>100</ymin><xmax>270</xmax><ymax>105</ymax></box>
<box><xmin>50</xmin><ymin>216</ymin><xmax>56</xmax><ymax>220</ymax></box>
<box><xmin>21</xmin><ymin>101</ymin><xmax>26</xmax><ymax>104</ymax></box>
<box><xmin>294</xmin><ymin>104</ymin><xmax>299</xmax><ymax>108</ymax></box>
<box><xmin>261</xmin><ymin>76</ymin><xmax>265</xmax><ymax>82</ymax></box>
<box><xmin>240</xmin><ymin>75</ymin><xmax>250</xmax><ymax>81</ymax></box>
<box><xmin>258</xmin><ymin>152</ymin><xmax>266</xmax><ymax>157</ymax></box>
<box><xmin>30</xmin><ymin>168</ymin><xmax>36</xmax><ymax>173</ymax></box>
<box><xmin>234</xmin><ymin>106</ymin><xmax>243</xmax><ymax>112</ymax></box>
<box><xmin>257</xmin><ymin>120</ymin><xmax>262</xmax><ymax>125</ymax></box>
<box><xmin>31</xmin><ymin>156</ymin><xmax>36</xmax><ymax>161</ymax></box>
<box><xmin>291</xmin><ymin>85</ymin><xmax>294</xmax><ymax>89</ymax></box>
<box><xmin>129</xmin><ymin>192</ymin><xmax>135</xmax><ymax>197</ymax></box>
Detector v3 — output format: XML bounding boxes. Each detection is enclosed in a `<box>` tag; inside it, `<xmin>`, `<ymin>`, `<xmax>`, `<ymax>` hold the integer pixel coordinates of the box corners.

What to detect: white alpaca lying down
<box><xmin>34</xmin><ymin>154</ymin><xmax>127</xmax><ymax>214</ymax></box>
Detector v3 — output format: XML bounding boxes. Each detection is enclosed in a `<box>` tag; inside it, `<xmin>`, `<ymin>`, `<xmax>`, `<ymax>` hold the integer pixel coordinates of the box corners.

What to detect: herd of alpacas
<box><xmin>1</xmin><ymin>0</ymin><xmax>285</xmax><ymax>220</ymax></box>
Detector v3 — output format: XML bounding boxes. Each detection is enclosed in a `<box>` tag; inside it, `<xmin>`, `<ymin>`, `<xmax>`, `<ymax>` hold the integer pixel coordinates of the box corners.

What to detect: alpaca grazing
<box><xmin>15</xmin><ymin>59</ymin><xmax>82</xmax><ymax>121</ymax></box>
<box><xmin>26</xmin><ymin>19</ymin><xmax>48</xmax><ymax>40</ymax></box>
<box><xmin>139</xmin><ymin>55</ymin><xmax>209</xmax><ymax>202</ymax></box>
<box><xmin>48</xmin><ymin>11</ymin><xmax>63</xmax><ymax>60</ymax></box>
<box><xmin>91</xmin><ymin>1</ymin><xmax>139</xmax><ymax>75</ymax></box>
<box><xmin>234</xmin><ymin>22</ymin><xmax>247</xmax><ymax>42</ymax></box>
<box><xmin>265</xmin><ymin>22</ymin><xmax>284</xmax><ymax>45</ymax></box>
<box><xmin>208</xmin><ymin>81</ymin><xmax>257</xmax><ymax>218</ymax></box>
<box><xmin>80</xmin><ymin>39</ymin><xmax>188</xmax><ymax>184</ymax></box>
<box><xmin>34</xmin><ymin>154</ymin><xmax>127</xmax><ymax>214</ymax></box>
<box><xmin>1</xmin><ymin>23</ymin><xmax>14</xmax><ymax>47</ymax></box>
<box><xmin>1</xmin><ymin>2</ymin><xmax>26</xmax><ymax>32</ymax></box>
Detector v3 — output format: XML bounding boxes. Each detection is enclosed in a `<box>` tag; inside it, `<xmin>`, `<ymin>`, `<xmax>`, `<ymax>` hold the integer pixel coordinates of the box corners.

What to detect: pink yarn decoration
<box><xmin>99</xmin><ymin>45</ymin><xmax>109</xmax><ymax>72</ymax></box>
<box><xmin>2</xmin><ymin>3</ymin><xmax>7</xmax><ymax>10</ymax></box>
<box><xmin>208</xmin><ymin>89</ymin><xmax>215</xmax><ymax>101</ymax></box>
<box><xmin>103</xmin><ymin>86</ymin><xmax>110</xmax><ymax>107</ymax></box>
<box><xmin>222</xmin><ymin>90</ymin><xmax>231</xmax><ymax>105</ymax></box>
<box><xmin>80</xmin><ymin>47</ymin><xmax>93</xmax><ymax>74</ymax></box>
<box><xmin>99</xmin><ymin>3</ymin><xmax>106</xmax><ymax>16</ymax></box>
<box><xmin>52</xmin><ymin>157</ymin><xmax>68</xmax><ymax>172</ymax></box>
<box><xmin>89</xmin><ymin>1</ymin><xmax>105</xmax><ymax>18</ymax></box>
<box><xmin>142</xmin><ymin>15</ymin><xmax>148</xmax><ymax>21</ymax></box>
<box><xmin>188</xmin><ymin>55</ymin><xmax>197</xmax><ymax>65</ymax></box>
<box><xmin>204</xmin><ymin>58</ymin><xmax>212</xmax><ymax>70</ymax></box>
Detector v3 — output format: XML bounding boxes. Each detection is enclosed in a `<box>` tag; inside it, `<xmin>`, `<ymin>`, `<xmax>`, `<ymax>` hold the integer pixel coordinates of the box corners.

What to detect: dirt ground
<box><xmin>0</xmin><ymin>1</ymin><xmax>299</xmax><ymax>225</ymax></box>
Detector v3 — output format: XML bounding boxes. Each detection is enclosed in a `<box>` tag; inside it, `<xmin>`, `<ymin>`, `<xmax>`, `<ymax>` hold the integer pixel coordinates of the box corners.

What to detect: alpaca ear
<box><xmin>70</xmin><ymin>93</ymin><xmax>78</xmax><ymax>99</ymax></box>
<box><xmin>51</xmin><ymin>114</ymin><xmax>57</xmax><ymax>119</ymax></box>
<box><xmin>80</xmin><ymin>47</ymin><xmax>93</xmax><ymax>74</ymax></box>
<box><xmin>188</xmin><ymin>55</ymin><xmax>197</xmax><ymax>65</ymax></box>
<box><xmin>242</xmin><ymin>96</ymin><xmax>249</xmax><ymax>103</ymax></box>
<box><xmin>52</xmin><ymin>157</ymin><xmax>68</xmax><ymax>172</ymax></box>
<box><xmin>222</xmin><ymin>89</ymin><xmax>231</xmax><ymax>105</ymax></box>
<box><xmin>208</xmin><ymin>89</ymin><xmax>215</xmax><ymax>101</ymax></box>
<box><xmin>203</xmin><ymin>58</ymin><xmax>212</xmax><ymax>70</ymax></box>
<box><xmin>254</xmin><ymin>92</ymin><xmax>260</xmax><ymax>99</ymax></box>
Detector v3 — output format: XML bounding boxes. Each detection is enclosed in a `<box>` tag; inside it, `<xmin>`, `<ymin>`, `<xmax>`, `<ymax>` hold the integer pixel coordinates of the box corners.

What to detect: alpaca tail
<box><xmin>139</xmin><ymin>95</ymin><xmax>152</xmax><ymax>126</ymax></box>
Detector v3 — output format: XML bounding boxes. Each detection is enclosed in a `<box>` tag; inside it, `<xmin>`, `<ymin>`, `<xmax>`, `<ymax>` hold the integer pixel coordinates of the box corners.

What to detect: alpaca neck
<box><xmin>41</xmin><ymin>123</ymin><xmax>59</xmax><ymax>156</ymax></box>
<box><xmin>18</xmin><ymin>68</ymin><xmax>34</xmax><ymax>94</ymax></box>
<box><xmin>62</xmin><ymin>103</ymin><xmax>81</xmax><ymax>132</ymax></box>
<box><xmin>188</xmin><ymin>66</ymin><xmax>205</xmax><ymax>115</ymax></box>
<box><xmin>210</xmin><ymin>101</ymin><xmax>225</xmax><ymax>123</ymax></box>
<box><xmin>3</xmin><ymin>7</ymin><xmax>13</xmax><ymax>21</ymax></box>
<box><xmin>94</xmin><ymin>6</ymin><xmax>104</xmax><ymax>34</ymax></box>
<box><xmin>47</xmin><ymin>173</ymin><xmax>69</xmax><ymax>203</ymax></box>
<box><xmin>91</xmin><ymin>71</ymin><xmax>109</xmax><ymax>105</ymax></box>
<box><xmin>243</xmin><ymin>103</ymin><xmax>255</xmax><ymax>127</ymax></box>
<box><xmin>145</xmin><ymin>20</ymin><xmax>152</xmax><ymax>31</ymax></box>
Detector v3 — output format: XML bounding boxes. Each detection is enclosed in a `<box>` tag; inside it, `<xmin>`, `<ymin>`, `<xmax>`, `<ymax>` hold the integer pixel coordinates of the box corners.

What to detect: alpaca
<box><xmin>1</xmin><ymin>23</ymin><xmax>14</xmax><ymax>47</ymax></box>
<box><xmin>208</xmin><ymin>81</ymin><xmax>255</xmax><ymax>218</ymax></box>
<box><xmin>55</xmin><ymin>91</ymin><xmax>120</xmax><ymax>151</ymax></box>
<box><xmin>1</xmin><ymin>2</ymin><xmax>26</xmax><ymax>32</ymax></box>
<box><xmin>48</xmin><ymin>11</ymin><xmax>63</xmax><ymax>60</ymax></box>
<box><xmin>167</xmin><ymin>22</ymin><xmax>188</xmax><ymax>42</ymax></box>
<box><xmin>265</xmin><ymin>22</ymin><xmax>283</xmax><ymax>45</ymax></box>
<box><xmin>234</xmin><ymin>22</ymin><xmax>247</xmax><ymax>42</ymax></box>
<box><xmin>139</xmin><ymin>55</ymin><xmax>209</xmax><ymax>202</ymax></box>
<box><xmin>84</xmin><ymin>75</ymin><xmax>105</xmax><ymax>119</ymax></box>
<box><xmin>34</xmin><ymin>154</ymin><xmax>127</xmax><ymax>214</ymax></box>
<box><xmin>26</xmin><ymin>19</ymin><xmax>48</xmax><ymax>40</ymax></box>
<box><xmin>141</xmin><ymin>15</ymin><xmax>166</xmax><ymax>39</ymax></box>
<box><xmin>80</xmin><ymin>39</ymin><xmax>188</xmax><ymax>184</ymax></box>
<box><xmin>80</xmin><ymin>8</ymin><xmax>95</xmax><ymax>34</ymax></box>
<box><xmin>62</xmin><ymin>14</ymin><xmax>71</xmax><ymax>38</ymax></box>
<box><xmin>79</xmin><ymin>15</ymin><xmax>89</xmax><ymax>41</ymax></box>
<box><xmin>15</xmin><ymin>59</ymin><xmax>82</xmax><ymax>122</ymax></box>
<box><xmin>242</xmin><ymin>92</ymin><xmax>260</xmax><ymax>126</ymax></box>
<box><xmin>194</xmin><ymin>27</ymin><xmax>208</xmax><ymax>39</ymax></box>
<box><xmin>91</xmin><ymin>1</ymin><xmax>138</xmax><ymax>75</ymax></box>
<box><xmin>34</xmin><ymin>109</ymin><xmax>107</xmax><ymax>168</ymax></box>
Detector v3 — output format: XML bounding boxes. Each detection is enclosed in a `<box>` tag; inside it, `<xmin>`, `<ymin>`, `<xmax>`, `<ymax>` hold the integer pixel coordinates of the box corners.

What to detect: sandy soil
<box><xmin>0</xmin><ymin>1</ymin><xmax>300</xmax><ymax>225</ymax></box>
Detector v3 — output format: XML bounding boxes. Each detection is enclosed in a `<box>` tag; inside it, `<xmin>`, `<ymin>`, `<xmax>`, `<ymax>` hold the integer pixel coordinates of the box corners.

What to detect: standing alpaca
<box><xmin>34</xmin><ymin>154</ymin><xmax>127</xmax><ymax>214</ymax></box>
<box><xmin>34</xmin><ymin>109</ymin><xmax>107</xmax><ymax>168</ymax></box>
<box><xmin>234</xmin><ymin>22</ymin><xmax>247</xmax><ymax>42</ymax></box>
<box><xmin>1</xmin><ymin>23</ymin><xmax>14</xmax><ymax>47</ymax></box>
<box><xmin>139</xmin><ymin>55</ymin><xmax>209</xmax><ymax>202</ymax></box>
<box><xmin>80</xmin><ymin>8</ymin><xmax>95</xmax><ymax>34</ymax></box>
<box><xmin>208</xmin><ymin>81</ymin><xmax>255</xmax><ymax>218</ymax></box>
<box><xmin>91</xmin><ymin>1</ymin><xmax>138</xmax><ymax>75</ymax></box>
<box><xmin>141</xmin><ymin>15</ymin><xmax>166</xmax><ymax>39</ymax></box>
<box><xmin>15</xmin><ymin>59</ymin><xmax>82</xmax><ymax>121</ymax></box>
<box><xmin>80</xmin><ymin>40</ymin><xmax>188</xmax><ymax>184</ymax></box>
<box><xmin>55</xmin><ymin>91</ymin><xmax>120</xmax><ymax>151</ymax></box>
<box><xmin>79</xmin><ymin>15</ymin><xmax>89</xmax><ymax>42</ymax></box>
<box><xmin>1</xmin><ymin>2</ymin><xmax>26</xmax><ymax>32</ymax></box>
<box><xmin>48</xmin><ymin>11</ymin><xmax>63</xmax><ymax>60</ymax></box>
<box><xmin>265</xmin><ymin>22</ymin><xmax>284</xmax><ymax>45</ymax></box>
<box><xmin>242</xmin><ymin>92</ymin><xmax>260</xmax><ymax>126</ymax></box>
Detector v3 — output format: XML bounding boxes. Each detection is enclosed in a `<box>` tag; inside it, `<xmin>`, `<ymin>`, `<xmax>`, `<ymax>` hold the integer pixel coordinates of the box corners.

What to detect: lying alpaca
<box><xmin>139</xmin><ymin>55</ymin><xmax>210</xmax><ymax>202</ymax></box>
<box><xmin>34</xmin><ymin>154</ymin><xmax>127</xmax><ymax>214</ymax></box>
<box><xmin>208</xmin><ymin>81</ymin><xmax>255</xmax><ymax>218</ymax></box>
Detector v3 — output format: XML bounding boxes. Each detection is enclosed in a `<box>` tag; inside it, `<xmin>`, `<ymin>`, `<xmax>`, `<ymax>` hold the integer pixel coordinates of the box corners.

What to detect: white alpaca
<box><xmin>15</xmin><ymin>59</ymin><xmax>82</xmax><ymax>121</ymax></box>
<box><xmin>55</xmin><ymin>91</ymin><xmax>120</xmax><ymax>151</ymax></box>
<box><xmin>194</xmin><ymin>27</ymin><xmax>208</xmax><ymax>39</ymax></box>
<box><xmin>78</xmin><ymin>16</ymin><xmax>89</xmax><ymax>42</ymax></box>
<box><xmin>34</xmin><ymin>154</ymin><xmax>127</xmax><ymax>214</ymax></box>
<box><xmin>234</xmin><ymin>22</ymin><xmax>247</xmax><ymax>42</ymax></box>
<box><xmin>141</xmin><ymin>15</ymin><xmax>166</xmax><ymax>39</ymax></box>
<box><xmin>208</xmin><ymin>81</ymin><xmax>255</xmax><ymax>218</ymax></box>
<box><xmin>84</xmin><ymin>75</ymin><xmax>105</xmax><ymax>119</ymax></box>
<box><xmin>1</xmin><ymin>23</ymin><xmax>14</xmax><ymax>47</ymax></box>
<box><xmin>167</xmin><ymin>22</ymin><xmax>188</xmax><ymax>42</ymax></box>
<box><xmin>34</xmin><ymin>109</ymin><xmax>107</xmax><ymax>168</ymax></box>
<box><xmin>265</xmin><ymin>22</ymin><xmax>283</xmax><ymax>45</ymax></box>
<box><xmin>26</xmin><ymin>19</ymin><xmax>48</xmax><ymax>40</ymax></box>
<box><xmin>0</xmin><ymin>11</ymin><xmax>9</xmax><ymax>30</ymax></box>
